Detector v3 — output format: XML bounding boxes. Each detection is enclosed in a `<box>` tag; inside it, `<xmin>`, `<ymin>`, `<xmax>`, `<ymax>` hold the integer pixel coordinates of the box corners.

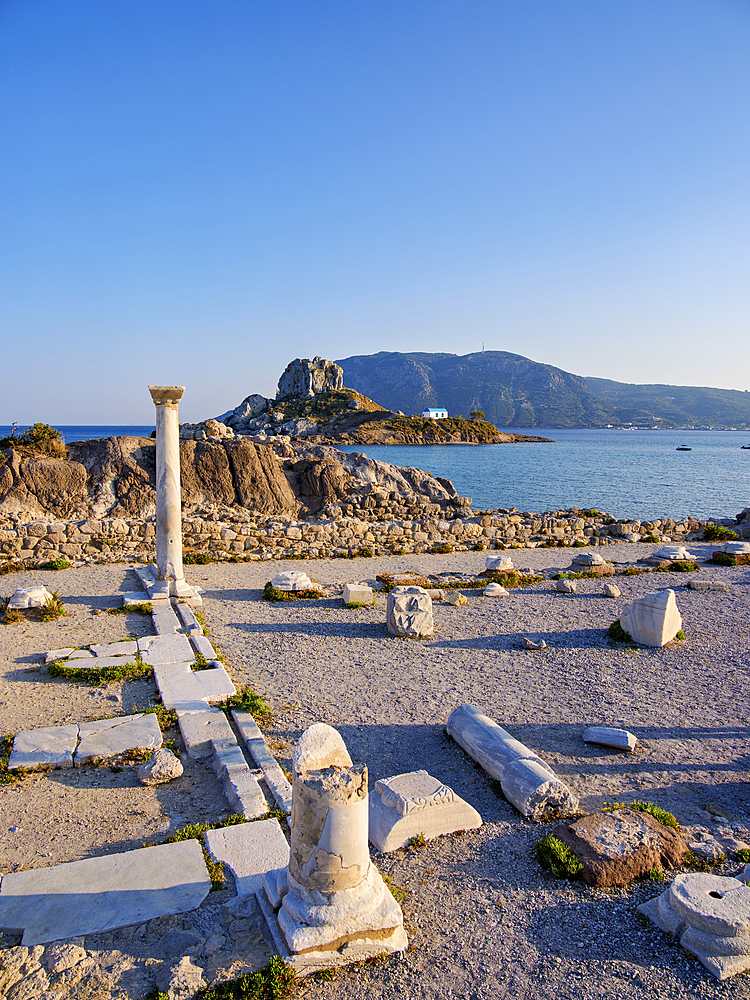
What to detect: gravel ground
<box><xmin>1</xmin><ymin>541</ymin><xmax>749</xmax><ymax>999</ymax></box>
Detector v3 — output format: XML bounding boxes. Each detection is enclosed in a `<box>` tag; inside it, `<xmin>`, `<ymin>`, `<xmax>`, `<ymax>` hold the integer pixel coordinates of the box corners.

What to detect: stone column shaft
<box><xmin>149</xmin><ymin>385</ymin><xmax>185</xmax><ymax>593</ymax></box>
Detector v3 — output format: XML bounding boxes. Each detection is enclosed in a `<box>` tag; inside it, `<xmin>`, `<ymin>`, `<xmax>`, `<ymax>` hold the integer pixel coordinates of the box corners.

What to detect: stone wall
<box><xmin>0</xmin><ymin>509</ymin><xmax>712</xmax><ymax>567</ymax></box>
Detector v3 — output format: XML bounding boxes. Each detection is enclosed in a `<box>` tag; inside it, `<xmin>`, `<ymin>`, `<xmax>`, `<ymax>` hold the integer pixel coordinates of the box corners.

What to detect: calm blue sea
<box><xmin>2</xmin><ymin>425</ymin><xmax>748</xmax><ymax>521</ymax></box>
<box><xmin>340</xmin><ymin>429</ymin><xmax>750</xmax><ymax>521</ymax></box>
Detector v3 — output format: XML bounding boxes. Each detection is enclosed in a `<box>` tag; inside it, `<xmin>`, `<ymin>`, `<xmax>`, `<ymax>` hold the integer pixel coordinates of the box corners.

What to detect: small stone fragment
<box><xmin>583</xmin><ymin>726</ymin><xmax>637</xmax><ymax>751</ymax></box>
<box><xmin>44</xmin><ymin>942</ymin><xmax>86</xmax><ymax>974</ymax></box>
<box><xmin>556</xmin><ymin>579</ymin><xmax>577</xmax><ymax>594</ymax></box>
<box><xmin>446</xmin><ymin>591</ymin><xmax>467</xmax><ymax>606</ymax></box>
<box><xmin>687</xmin><ymin>580</ymin><xmax>730</xmax><ymax>592</ymax></box>
<box><xmin>602</xmin><ymin>583</ymin><xmax>621</xmax><ymax>599</ymax></box>
<box><xmin>572</xmin><ymin>551</ymin><xmax>605</xmax><ymax>566</ymax></box>
<box><xmin>483</xmin><ymin>582</ymin><xmax>508</xmax><ymax>597</ymax></box>
<box><xmin>342</xmin><ymin>583</ymin><xmax>373</xmax><ymax>605</ymax></box>
<box><xmin>522</xmin><ymin>637</ymin><xmax>547</xmax><ymax>650</ymax></box>
<box><xmin>138</xmin><ymin>748</ymin><xmax>184</xmax><ymax>786</ymax></box>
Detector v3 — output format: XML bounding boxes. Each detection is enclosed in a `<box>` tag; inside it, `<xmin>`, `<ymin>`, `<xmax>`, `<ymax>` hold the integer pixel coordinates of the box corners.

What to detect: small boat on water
<box><xmin>742</xmin><ymin>445</ymin><xmax>750</xmax><ymax>450</ymax></box>
<box><xmin>676</xmin><ymin>445</ymin><xmax>692</xmax><ymax>451</ymax></box>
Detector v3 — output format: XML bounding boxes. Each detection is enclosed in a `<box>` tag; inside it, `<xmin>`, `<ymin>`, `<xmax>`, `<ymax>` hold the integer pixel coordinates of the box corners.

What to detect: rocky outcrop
<box><xmin>277</xmin><ymin>357</ymin><xmax>343</xmax><ymax>399</ymax></box>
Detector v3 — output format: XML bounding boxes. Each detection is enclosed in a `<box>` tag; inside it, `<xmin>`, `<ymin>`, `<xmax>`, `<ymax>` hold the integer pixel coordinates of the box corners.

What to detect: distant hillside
<box><xmin>336</xmin><ymin>351</ymin><xmax>750</xmax><ymax>429</ymax></box>
<box><xmin>585</xmin><ymin>377</ymin><xmax>750</xmax><ymax>428</ymax></box>
<box><xmin>336</xmin><ymin>351</ymin><xmax>614</xmax><ymax>428</ymax></box>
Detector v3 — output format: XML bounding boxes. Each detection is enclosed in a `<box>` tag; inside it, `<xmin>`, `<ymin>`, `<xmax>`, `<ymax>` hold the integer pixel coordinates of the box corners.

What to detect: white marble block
<box><xmin>638</xmin><ymin>873</ymin><xmax>750</xmax><ymax>980</ymax></box>
<box><xmin>583</xmin><ymin>726</ymin><xmax>638</xmax><ymax>751</ymax></box>
<box><xmin>723</xmin><ymin>541</ymin><xmax>750</xmax><ymax>554</ymax></box>
<box><xmin>271</xmin><ymin>571</ymin><xmax>314</xmax><ymax>592</ymax></box>
<box><xmin>369</xmin><ymin>770</ymin><xmax>481</xmax><ymax>852</ymax></box>
<box><xmin>572</xmin><ymin>552</ymin><xmax>605</xmax><ymax>566</ymax></box>
<box><xmin>386</xmin><ymin>586</ymin><xmax>433</xmax><ymax>637</ymax></box>
<box><xmin>8</xmin><ymin>586</ymin><xmax>53</xmax><ymax>609</ymax></box>
<box><xmin>649</xmin><ymin>545</ymin><xmax>696</xmax><ymax>563</ymax></box>
<box><xmin>259</xmin><ymin>723</ymin><xmax>407</xmax><ymax>974</ymax></box>
<box><xmin>446</xmin><ymin>704</ymin><xmax>578</xmax><ymax>820</ymax></box>
<box><xmin>485</xmin><ymin>555</ymin><xmax>513</xmax><ymax>572</ymax></box>
<box><xmin>343</xmin><ymin>583</ymin><xmax>373</xmax><ymax>605</ymax></box>
<box><xmin>483</xmin><ymin>582</ymin><xmax>508</xmax><ymax>597</ymax></box>
<box><xmin>620</xmin><ymin>588</ymin><xmax>682</xmax><ymax>647</ymax></box>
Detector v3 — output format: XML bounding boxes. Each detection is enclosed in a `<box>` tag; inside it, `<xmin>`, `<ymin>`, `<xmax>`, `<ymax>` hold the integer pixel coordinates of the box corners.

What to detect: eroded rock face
<box><xmin>277</xmin><ymin>357</ymin><xmax>344</xmax><ymax>399</ymax></box>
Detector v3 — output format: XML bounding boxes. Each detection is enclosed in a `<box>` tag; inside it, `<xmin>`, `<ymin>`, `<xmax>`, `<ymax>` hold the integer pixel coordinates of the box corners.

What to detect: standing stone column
<box><xmin>148</xmin><ymin>386</ymin><xmax>191</xmax><ymax>597</ymax></box>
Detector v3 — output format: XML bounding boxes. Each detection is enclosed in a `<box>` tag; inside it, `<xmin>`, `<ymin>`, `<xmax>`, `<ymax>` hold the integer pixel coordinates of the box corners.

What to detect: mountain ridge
<box><xmin>335</xmin><ymin>351</ymin><xmax>750</xmax><ymax>429</ymax></box>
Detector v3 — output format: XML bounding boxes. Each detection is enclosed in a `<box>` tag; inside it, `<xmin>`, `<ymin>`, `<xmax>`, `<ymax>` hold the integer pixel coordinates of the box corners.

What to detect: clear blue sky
<box><xmin>2</xmin><ymin>0</ymin><xmax>749</xmax><ymax>423</ymax></box>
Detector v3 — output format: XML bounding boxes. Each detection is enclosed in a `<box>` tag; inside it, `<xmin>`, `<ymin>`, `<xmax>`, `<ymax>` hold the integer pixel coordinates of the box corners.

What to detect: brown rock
<box><xmin>290</xmin><ymin>457</ymin><xmax>350</xmax><ymax>514</ymax></box>
<box><xmin>223</xmin><ymin>439</ymin><xmax>298</xmax><ymax>513</ymax></box>
<box><xmin>553</xmin><ymin>808</ymin><xmax>688</xmax><ymax>887</ymax></box>
<box><xmin>20</xmin><ymin>458</ymin><xmax>88</xmax><ymax>516</ymax></box>
<box><xmin>179</xmin><ymin>440</ymin><xmax>235</xmax><ymax>506</ymax></box>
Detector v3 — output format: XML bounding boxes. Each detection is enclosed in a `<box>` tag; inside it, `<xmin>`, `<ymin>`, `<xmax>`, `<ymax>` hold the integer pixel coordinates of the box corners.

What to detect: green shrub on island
<box><xmin>703</xmin><ymin>524</ymin><xmax>738</xmax><ymax>542</ymax></box>
<box><xmin>535</xmin><ymin>833</ymin><xmax>583</xmax><ymax>880</ymax></box>
<box><xmin>0</xmin><ymin>422</ymin><xmax>66</xmax><ymax>457</ymax></box>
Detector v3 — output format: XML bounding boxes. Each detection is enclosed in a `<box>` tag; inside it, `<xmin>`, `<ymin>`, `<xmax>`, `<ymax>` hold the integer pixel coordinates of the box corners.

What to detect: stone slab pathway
<box><xmin>8</xmin><ymin>714</ymin><xmax>163</xmax><ymax>770</ymax></box>
<box><xmin>204</xmin><ymin>819</ymin><xmax>290</xmax><ymax>897</ymax></box>
<box><xmin>0</xmin><ymin>840</ymin><xmax>211</xmax><ymax>945</ymax></box>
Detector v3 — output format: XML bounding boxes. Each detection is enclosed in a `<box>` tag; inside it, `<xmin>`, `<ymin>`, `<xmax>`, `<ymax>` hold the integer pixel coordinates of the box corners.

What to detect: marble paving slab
<box><xmin>8</xmin><ymin>724</ymin><xmax>79</xmax><ymax>770</ymax></box>
<box><xmin>138</xmin><ymin>633</ymin><xmax>194</xmax><ymax>666</ymax></box>
<box><xmin>0</xmin><ymin>840</ymin><xmax>211</xmax><ymax>945</ymax></box>
<box><xmin>205</xmin><ymin>819</ymin><xmax>289</xmax><ymax>897</ymax></box>
<box><xmin>75</xmin><ymin>714</ymin><xmax>162</xmax><ymax>764</ymax></box>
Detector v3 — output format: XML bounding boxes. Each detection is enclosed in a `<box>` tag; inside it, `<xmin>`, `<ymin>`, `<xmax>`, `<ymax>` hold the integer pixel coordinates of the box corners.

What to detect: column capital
<box><xmin>149</xmin><ymin>385</ymin><xmax>185</xmax><ymax>407</ymax></box>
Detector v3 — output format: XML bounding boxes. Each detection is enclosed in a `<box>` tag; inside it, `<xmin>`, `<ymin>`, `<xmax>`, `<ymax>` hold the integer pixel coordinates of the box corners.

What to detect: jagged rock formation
<box><xmin>277</xmin><ymin>357</ymin><xmax>344</xmax><ymax>399</ymax></box>
<box><xmin>0</xmin><ymin>436</ymin><xmax>466</xmax><ymax>522</ymax></box>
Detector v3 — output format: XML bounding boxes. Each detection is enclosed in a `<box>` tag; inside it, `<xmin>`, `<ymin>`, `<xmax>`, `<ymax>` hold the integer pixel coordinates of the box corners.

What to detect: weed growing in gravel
<box><xmin>645</xmin><ymin>867</ymin><xmax>665</xmax><ymax>882</ymax></box>
<box><xmin>196</xmin><ymin>955</ymin><xmax>296</xmax><ymax>999</ymax></box>
<box><xmin>263</xmin><ymin>582</ymin><xmax>323</xmax><ymax>601</ymax></box>
<box><xmin>736</xmin><ymin>848</ymin><xmax>750</xmax><ymax>863</ymax></box>
<box><xmin>40</xmin><ymin>590</ymin><xmax>66</xmax><ymax>622</ymax></box>
<box><xmin>221</xmin><ymin>687</ymin><xmax>274</xmax><ymax>726</ymax></box>
<box><xmin>0</xmin><ymin>733</ymin><xmax>19</xmax><ymax>784</ymax></box>
<box><xmin>607</xmin><ymin>620</ymin><xmax>635</xmax><ymax>645</ymax></box>
<box><xmin>408</xmin><ymin>832</ymin><xmax>427</xmax><ymax>849</ymax></box>
<box><xmin>535</xmin><ymin>833</ymin><xmax>582</xmax><ymax>880</ymax></box>
<box><xmin>344</xmin><ymin>600</ymin><xmax>374</xmax><ymax>609</ymax></box>
<box><xmin>39</xmin><ymin>558</ymin><xmax>71</xmax><ymax>570</ymax></box>
<box><xmin>473</xmin><ymin>541</ymin><xmax>486</xmax><ymax>551</ymax></box>
<box><xmin>430</xmin><ymin>544</ymin><xmax>453</xmax><ymax>554</ymax></box>
<box><xmin>184</xmin><ymin>552</ymin><xmax>212</xmax><ymax>565</ymax></box>
<box><xmin>642</xmin><ymin>535</ymin><xmax>660</xmax><ymax>543</ymax></box>
<box><xmin>0</xmin><ymin>560</ymin><xmax>33</xmax><ymax>576</ymax></box>
<box><xmin>144</xmin><ymin>987</ymin><xmax>169</xmax><ymax>1000</ymax></box>
<box><xmin>0</xmin><ymin>598</ymin><xmax>23</xmax><ymax>625</ymax></box>
<box><xmin>622</xmin><ymin>567</ymin><xmax>651</xmax><ymax>576</ymax></box>
<box><xmin>382</xmin><ymin>873</ymin><xmax>408</xmax><ymax>904</ymax></box>
<box><xmin>108</xmin><ymin>603</ymin><xmax>152</xmax><ymax>615</ymax></box>
<box><xmin>139</xmin><ymin>705</ymin><xmax>178</xmax><ymax>731</ymax></box>
<box><xmin>49</xmin><ymin>656</ymin><xmax>152</xmax><ymax>684</ymax></box>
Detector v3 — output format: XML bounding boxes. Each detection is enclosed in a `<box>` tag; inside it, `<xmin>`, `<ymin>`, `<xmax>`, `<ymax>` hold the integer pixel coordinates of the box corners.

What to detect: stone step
<box><xmin>176</xmin><ymin>707</ymin><xmax>236</xmax><ymax>759</ymax></box>
<box><xmin>232</xmin><ymin>711</ymin><xmax>292</xmax><ymax>815</ymax></box>
<box><xmin>0</xmin><ymin>839</ymin><xmax>211</xmax><ymax>945</ymax></box>
<box><xmin>211</xmin><ymin>741</ymin><xmax>268</xmax><ymax>819</ymax></box>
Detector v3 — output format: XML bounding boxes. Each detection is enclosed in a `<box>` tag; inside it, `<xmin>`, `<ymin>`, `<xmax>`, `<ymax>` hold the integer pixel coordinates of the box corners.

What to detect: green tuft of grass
<box><xmin>221</xmin><ymin>687</ymin><xmax>274</xmax><ymax>726</ymax></box>
<box><xmin>358</xmin><ymin>547</ymin><xmax>374</xmax><ymax>558</ymax></box>
<box><xmin>144</xmin><ymin>987</ymin><xmax>170</xmax><ymax>1000</ymax></box>
<box><xmin>535</xmin><ymin>833</ymin><xmax>583</xmax><ymax>880</ymax></box>
<box><xmin>49</xmin><ymin>657</ymin><xmax>152</xmax><ymax>684</ymax></box>
<box><xmin>735</xmin><ymin>848</ymin><xmax>750</xmax><ymax>863</ymax></box>
<box><xmin>472</xmin><ymin>541</ymin><xmax>486</xmax><ymax>551</ymax></box>
<box><xmin>382</xmin><ymin>873</ymin><xmax>407</xmax><ymax>905</ymax></box>
<box><xmin>184</xmin><ymin>552</ymin><xmax>212</xmax><ymax>565</ymax></box>
<box><xmin>608</xmin><ymin>619</ymin><xmax>635</xmax><ymax>644</ymax></box>
<box><xmin>344</xmin><ymin>600</ymin><xmax>374</xmax><ymax>609</ymax></box>
<box><xmin>622</xmin><ymin>566</ymin><xmax>651</xmax><ymax>576</ymax></box>
<box><xmin>166</xmin><ymin>815</ymin><xmax>252</xmax><ymax>891</ymax></box>
<box><xmin>39</xmin><ymin>558</ymin><xmax>71</xmax><ymax>571</ymax></box>
<box><xmin>40</xmin><ymin>589</ymin><xmax>67</xmax><ymax>622</ymax></box>
<box><xmin>0</xmin><ymin>733</ymin><xmax>20</xmax><ymax>785</ymax></box>
<box><xmin>645</xmin><ymin>867</ymin><xmax>665</xmax><ymax>882</ymax></box>
<box><xmin>263</xmin><ymin>581</ymin><xmax>323</xmax><ymax>601</ymax></box>
<box><xmin>603</xmin><ymin>800</ymin><xmax>679</xmax><ymax>830</ymax></box>
<box><xmin>197</xmin><ymin>955</ymin><xmax>296</xmax><ymax>1000</ymax></box>
<box><xmin>408</xmin><ymin>832</ymin><xmax>427</xmax><ymax>849</ymax></box>
<box><xmin>108</xmin><ymin>602</ymin><xmax>152</xmax><ymax>615</ymax></box>
<box><xmin>430</xmin><ymin>544</ymin><xmax>453</xmax><ymax>554</ymax></box>
<box><xmin>642</xmin><ymin>534</ymin><xmax>660</xmax><ymax>543</ymax></box>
